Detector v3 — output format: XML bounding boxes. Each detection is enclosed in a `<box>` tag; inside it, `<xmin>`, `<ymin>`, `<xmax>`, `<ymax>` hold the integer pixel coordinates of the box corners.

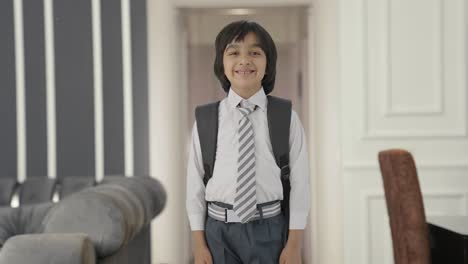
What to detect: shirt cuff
<box><xmin>289</xmin><ymin>211</ymin><xmax>309</xmax><ymax>230</ymax></box>
<box><xmin>188</xmin><ymin>213</ymin><xmax>206</xmax><ymax>231</ymax></box>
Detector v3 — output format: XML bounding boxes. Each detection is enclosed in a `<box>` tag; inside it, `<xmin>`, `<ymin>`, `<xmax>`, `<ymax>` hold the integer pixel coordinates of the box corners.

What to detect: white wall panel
<box><xmin>340</xmin><ymin>0</ymin><xmax>468</xmax><ymax>162</ymax></box>
<box><xmin>341</xmin><ymin>1</ymin><xmax>467</xmax><ymax>261</ymax></box>
<box><xmin>363</xmin><ymin>0</ymin><xmax>467</xmax><ymax>138</ymax></box>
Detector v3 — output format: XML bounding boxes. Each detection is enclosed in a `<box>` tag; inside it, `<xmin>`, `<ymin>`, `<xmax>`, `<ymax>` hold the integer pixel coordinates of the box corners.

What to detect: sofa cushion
<box><xmin>19</xmin><ymin>178</ymin><xmax>56</xmax><ymax>205</ymax></box>
<box><xmin>0</xmin><ymin>203</ymin><xmax>53</xmax><ymax>247</ymax></box>
<box><xmin>0</xmin><ymin>179</ymin><xmax>16</xmax><ymax>207</ymax></box>
<box><xmin>42</xmin><ymin>191</ymin><xmax>126</xmax><ymax>257</ymax></box>
<box><xmin>0</xmin><ymin>207</ymin><xmax>14</xmax><ymax>247</ymax></box>
<box><xmin>59</xmin><ymin>177</ymin><xmax>95</xmax><ymax>198</ymax></box>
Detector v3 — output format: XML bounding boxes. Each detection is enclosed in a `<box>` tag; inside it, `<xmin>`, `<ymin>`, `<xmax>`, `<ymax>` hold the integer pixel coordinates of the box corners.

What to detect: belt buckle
<box><xmin>226</xmin><ymin>209</ymin><xmax>241</xmax><ymax>223</ymax></box>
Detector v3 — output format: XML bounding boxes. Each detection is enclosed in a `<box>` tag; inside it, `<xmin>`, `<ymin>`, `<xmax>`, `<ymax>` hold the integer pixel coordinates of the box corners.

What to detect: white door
<box><xmin>339</xmin><ymin>0</ymin><xmax>468</xmax><ymax>263</ymax></box>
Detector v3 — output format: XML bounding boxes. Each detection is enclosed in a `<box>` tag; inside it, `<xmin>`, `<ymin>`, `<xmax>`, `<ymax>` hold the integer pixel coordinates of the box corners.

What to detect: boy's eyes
<box><xmin>226</xmin><ymin>50</ymin><xmax>263</xmax><ymax>56</ymax></box>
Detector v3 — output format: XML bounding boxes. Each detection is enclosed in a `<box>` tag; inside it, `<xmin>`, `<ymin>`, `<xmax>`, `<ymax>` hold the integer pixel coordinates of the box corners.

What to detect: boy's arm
<box><xmin>280</xmin><ymin>230</ymin><xmax>304</xmax><ymax>263</ymax></box>
<box><xmin>192</xmin><ymin>231</ymin><xmax>209</xmax><ymax>248</ymax></box>
<box><xmin>286</xmin><ymin>229</ymin><xmax>304</xmax><ymax>247</ymax></box>
<box><xmin>288</xmin><ymin>111</ymin><xmax>311</xmax><ymax>230</ymax></box>
<box><xmin>187</xmin><ymin>123</ymin><xmax>213</xmax><ymax>263</ymax></box>
<box><xmin>186</xmin><ymin>122</ymin><xmax>207</xmax><ymax>231</ymax></box>
<box><xmin>192</xmin><ymin>231</ymin><xmax>212</xmax><ymax>263</ymax></box>
<box><xmin>279</xmin><ymin>112</ymin><xmax>309</xmax><ymax>262</ymax></box>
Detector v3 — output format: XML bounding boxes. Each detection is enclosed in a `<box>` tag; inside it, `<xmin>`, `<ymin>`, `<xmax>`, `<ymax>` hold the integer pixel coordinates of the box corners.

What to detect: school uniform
<box><xmin>186</xmin><ymin>88</ymin><xmax>310</xmax><ymax>263</ymax></box>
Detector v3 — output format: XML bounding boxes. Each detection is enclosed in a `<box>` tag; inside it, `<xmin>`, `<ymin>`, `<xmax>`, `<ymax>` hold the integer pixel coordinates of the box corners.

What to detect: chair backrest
<box><xmin>378</xmin><ymin>149</ymin><xmax>430</xmax><ymax>264</ymax></box>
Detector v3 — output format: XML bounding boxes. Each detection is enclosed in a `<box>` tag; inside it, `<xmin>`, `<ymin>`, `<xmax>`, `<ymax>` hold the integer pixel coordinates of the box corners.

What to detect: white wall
<box><xmin>147</xmin><ymin>1</ymin><xmax>188</xmax><ymax>263</ymax></box>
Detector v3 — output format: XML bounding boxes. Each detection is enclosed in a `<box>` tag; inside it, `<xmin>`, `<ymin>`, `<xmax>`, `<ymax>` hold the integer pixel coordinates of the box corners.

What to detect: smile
<box><xmin>234</xmin><ymin>70</ymin><xmax>255</xmax><ymax>75</ymax></box>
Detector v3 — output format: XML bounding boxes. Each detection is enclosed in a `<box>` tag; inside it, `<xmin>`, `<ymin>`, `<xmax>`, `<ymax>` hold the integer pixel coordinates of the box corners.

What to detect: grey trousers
<box><xmin>205</xmin><ymin>214</ymin><xmax>288</xmax><ymax>264</ymax></box>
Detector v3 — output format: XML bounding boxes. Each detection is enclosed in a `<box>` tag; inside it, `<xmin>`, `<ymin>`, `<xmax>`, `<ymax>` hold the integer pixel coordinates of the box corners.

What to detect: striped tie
<box><xmin>233</xmin><ymin>100</ymin><xmax>257</xmax><ymax>223</ymax></box>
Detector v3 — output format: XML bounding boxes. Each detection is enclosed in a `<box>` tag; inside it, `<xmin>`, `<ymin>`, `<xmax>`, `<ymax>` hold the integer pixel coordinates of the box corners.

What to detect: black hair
<box><xmin>213</xmin><ymin>20</ymin><xmax>277</xmax><ymax>94</ymax></box>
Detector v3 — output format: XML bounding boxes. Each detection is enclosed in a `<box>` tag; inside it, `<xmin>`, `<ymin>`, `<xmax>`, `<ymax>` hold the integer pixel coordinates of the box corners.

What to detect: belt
<box><xmin>207</xmin><ymin>200</ymin><xmax>282</xmax><ymax>223</ymax></box>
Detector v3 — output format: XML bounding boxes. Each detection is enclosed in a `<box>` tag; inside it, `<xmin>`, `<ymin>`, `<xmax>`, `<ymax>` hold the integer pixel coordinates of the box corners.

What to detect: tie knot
<box><xmin>238</xmin><ymin>100</ymin><xmax>256</xmax><ymax>116</ymax></box>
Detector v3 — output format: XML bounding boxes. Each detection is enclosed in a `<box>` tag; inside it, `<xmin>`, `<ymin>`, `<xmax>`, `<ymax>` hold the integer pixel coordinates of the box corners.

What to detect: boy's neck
<box><xmin>231</xmin><ymin>86</ymin><xmax>262</xmax><ymax>99</ymax></box>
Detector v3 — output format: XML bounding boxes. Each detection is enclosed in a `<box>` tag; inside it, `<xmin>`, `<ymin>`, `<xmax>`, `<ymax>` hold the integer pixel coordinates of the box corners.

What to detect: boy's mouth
<box><xmin>234</xmin><ymin>70</ymin><xmax>256</xmax><ymax>76</ymax></box>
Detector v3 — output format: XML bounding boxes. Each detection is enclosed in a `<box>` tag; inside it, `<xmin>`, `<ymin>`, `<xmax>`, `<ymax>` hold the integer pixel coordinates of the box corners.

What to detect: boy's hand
<box><xmin>279</xmin><ymin>229</ymin><xmax>303</xmax><ymax>264</ymax></box>
<box><xmin>279</xmin><ymin>244</ymin><xmax>301</xmax><ymax>264</ymax></box>
<box><xmin>194</xmin><ymin>244</ymin><xmax>213</xmax><ymax>264</ymax></box>
<box><xmin>192</xmin><ymin>231</ymin><xmax>213</xmax><ymax>264</ymax></box>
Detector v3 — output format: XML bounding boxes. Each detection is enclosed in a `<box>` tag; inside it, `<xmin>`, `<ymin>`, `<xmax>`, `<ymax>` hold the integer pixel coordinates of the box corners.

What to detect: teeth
<box><xmin>236</xmin><ymin>71</ymin><xmax>253</xmax><ymax>74</ymax></box>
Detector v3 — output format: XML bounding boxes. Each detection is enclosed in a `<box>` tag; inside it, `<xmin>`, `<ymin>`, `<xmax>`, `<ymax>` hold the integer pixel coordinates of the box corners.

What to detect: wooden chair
<box><xmin>378</xmin><ymin>149</ymin><xmax>430</xmax><ymax>264</ymax></box>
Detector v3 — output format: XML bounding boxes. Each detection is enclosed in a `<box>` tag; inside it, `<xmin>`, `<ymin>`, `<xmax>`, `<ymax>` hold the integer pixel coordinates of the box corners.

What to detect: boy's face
<box><xmin>223</xmin><ymin>32</ymin><xmax>267</xmax><ymax>94</ymax></box>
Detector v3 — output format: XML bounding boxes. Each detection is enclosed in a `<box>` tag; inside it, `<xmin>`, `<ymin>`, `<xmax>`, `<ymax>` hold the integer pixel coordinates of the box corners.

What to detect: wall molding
<box><xmin>362</xmin><ymin>192</ymin><xmax>384</xmax><ymax>264</ymax></box>
<box><xmin>383</xmin><ymin>0</ymin><xmax>444</xmax><ymax>116</ymax></box>
<box><xmin>344</xmin><ymin>161</ymin><xmax>468</xmax><ymax>170</ymax></box>
<box><xmin>361</xmin><ymin>0</ymin><xmax>467</xmax><ymax>139</ymax></box>
<box><xmin>361</xmin><ymin>128</ymin><xmax>468</xmax><ymax>139</ymax></box>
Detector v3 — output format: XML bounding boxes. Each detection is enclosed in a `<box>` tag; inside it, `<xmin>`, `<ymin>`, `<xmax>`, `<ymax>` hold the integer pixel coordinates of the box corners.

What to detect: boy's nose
<box><xmin>239</xmin><ymin>57</ymin><xmax>251</xmax><ymax>65</ymax></box>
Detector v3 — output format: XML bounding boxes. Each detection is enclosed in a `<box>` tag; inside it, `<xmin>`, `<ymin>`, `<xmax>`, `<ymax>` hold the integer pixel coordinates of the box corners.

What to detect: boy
<box><xmin>186</xmin><ymin>20</ymin><xmax>310</xmax><ymax>264</ymax></box>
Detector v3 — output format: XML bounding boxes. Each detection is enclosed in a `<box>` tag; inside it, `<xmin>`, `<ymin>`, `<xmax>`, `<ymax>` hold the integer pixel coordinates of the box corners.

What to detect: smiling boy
<box><xmin>222</xmin><ymin>32</ymin><xmax>266</xmax><ymax>99</ymax></box>
<box><xmin>186</xmin><ymin>20</ymin><xmax>310</xmax><ymax>264</ymax></box>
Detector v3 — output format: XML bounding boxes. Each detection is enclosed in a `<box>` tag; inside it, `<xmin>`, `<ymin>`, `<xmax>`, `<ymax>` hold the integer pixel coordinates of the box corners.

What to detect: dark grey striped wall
<box><xmin>55</xmin><ymin>0</ymin><xmax>95</xmax><ymax>176</ymax></box>
<box><xmin>131</xmin><ymin>0</ymin><xmax>148</xmax><ymax>176</ymax></box>
<box><xmin>102</xmin><ymin>0</ymin><xmax>124</xmax><ymax>176</ymax></box>
<box><xmin>0</xmin><ymin>0</ymin><xmax>148</xmax><ymax>180</ymax></box>
<box><xmin>24</xmin><ymin>0</ymin><xmax>47</xmax><ymax>177</ymax></box>
<box><xmin>0</xmin><ymin>0</ymin><xmax>17</xmax><ymax>178</ymax></box>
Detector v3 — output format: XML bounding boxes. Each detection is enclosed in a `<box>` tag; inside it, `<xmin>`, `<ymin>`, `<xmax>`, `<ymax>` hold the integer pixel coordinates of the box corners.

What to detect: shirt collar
<box><xmin>227</xmin><ymin>87</ymin><xmax>267</xmax><ymax>112</ymax></box>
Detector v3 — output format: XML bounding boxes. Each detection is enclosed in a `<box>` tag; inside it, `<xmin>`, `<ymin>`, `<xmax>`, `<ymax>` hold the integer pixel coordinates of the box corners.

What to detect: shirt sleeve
<box><xmin>186</xmin><ymin>122</ymin><xmax>207</xmax><ymax>231</ymax></box>
<box><xmin>288</xmin><ymin>111</ymin><xmax>311</xmax><ymax>229</ymax></box>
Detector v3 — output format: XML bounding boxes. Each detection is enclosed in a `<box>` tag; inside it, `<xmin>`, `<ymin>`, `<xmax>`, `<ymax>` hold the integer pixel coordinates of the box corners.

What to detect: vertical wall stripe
<box><xmin>122</xmin><ymin>0</ymin><xmax>134</xmax><ymax>177</ymax></box>
<box><xmin>131</xmin><ymin>0</ymin><xmax>149</xmax><ymax>176</ymax></box>
<box><xmin>92</xmin><ymin>0</ymin><xmax>104</xmax><ymax>181</ymax></box>
<box><xmin>14</xmin><ymin>0</ymin><xmax>27</xmax><ymax>182</ymax></box>
<box><xmin>0</xmin><ymin>0</ymin><xmax>17</xmax><ymax>178</ymax></box>
<box><xmin>44</xmin><ymin>0</ymin><xmax>57</xmax><ymax>179</ymax></box>
<box><xmin>102</xmin><ymin>0</ymin><xmax>125</xmax><ymax>176</ymax></box>
<box><xmin>55</xmin><ymin>0</ymin><xmax>95</xmax><ymax>177</ymax></box>
<box><xmin>24</xmin><ymin>0</ymin><xmax>47</xmax><ymax>177</ymax></box>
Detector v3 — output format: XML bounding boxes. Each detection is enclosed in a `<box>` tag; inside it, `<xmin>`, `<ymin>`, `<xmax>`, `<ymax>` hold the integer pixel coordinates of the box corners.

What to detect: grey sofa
<box><xmin>0</xmin><ymin>176</ymin><xmax>166</xmax><ymax>264</ymax></box>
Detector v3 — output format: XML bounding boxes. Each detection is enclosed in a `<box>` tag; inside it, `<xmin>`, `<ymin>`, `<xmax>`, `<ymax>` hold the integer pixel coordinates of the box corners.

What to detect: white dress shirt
<box><xmin>186</xmin><ymin>88</ymin><xmax>310</xmax><ymax>230</ymax></box>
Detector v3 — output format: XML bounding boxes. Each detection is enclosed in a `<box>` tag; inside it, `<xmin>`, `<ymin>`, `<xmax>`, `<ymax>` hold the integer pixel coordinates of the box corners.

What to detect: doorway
<box><xmin>181</xmin><ymin>6</ymin><xmax>311</xmax><ymax>263</ymax></box>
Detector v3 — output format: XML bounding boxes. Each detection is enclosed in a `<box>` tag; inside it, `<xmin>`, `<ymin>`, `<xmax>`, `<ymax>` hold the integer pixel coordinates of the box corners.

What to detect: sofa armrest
<box><xmin>42</xmin><ymin>176</ymin><xmax>166</xmax><ymax>258</ymax></box>
<box><xmin>0</xmin><ymin>233</ymin><xmax>95</xmax><ymax>264</ymax></box>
